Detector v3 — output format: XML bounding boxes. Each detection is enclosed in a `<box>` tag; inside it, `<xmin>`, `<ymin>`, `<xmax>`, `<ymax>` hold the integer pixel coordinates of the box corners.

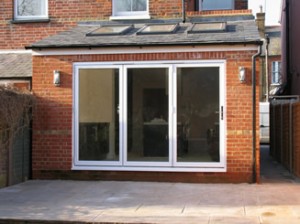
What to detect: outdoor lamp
<box><xmin>53</xmin><ymin>70</ymin><xmax>60</xmax><ymax>86</ymax></box>
<box><xmin>238</xmin><ymin>66</ymin><xmax>246</xmax><ymax>83</ymax></box>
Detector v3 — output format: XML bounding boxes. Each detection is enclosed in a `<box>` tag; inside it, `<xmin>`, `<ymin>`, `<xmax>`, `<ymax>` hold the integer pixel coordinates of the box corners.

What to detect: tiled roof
<box><xmin>0</xmin><ymin>53</ymin><xmax>32</xmax><ymax>78</ymax></box>
<box><xmin>27</xmin><ymin>19</ymin><xmax>262</xmax><ymax>49</ymax></box>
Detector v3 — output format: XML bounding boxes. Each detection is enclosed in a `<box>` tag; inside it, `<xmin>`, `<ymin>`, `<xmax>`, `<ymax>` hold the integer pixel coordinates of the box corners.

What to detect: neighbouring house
<box><xmin>1</xmin><ymin>0</ymin><xmax>263</xmax><ymax>184</ymax></box>
<box><xmin>256</xmin><ymin>12</ymin><xmax>281</xmax><ymax>144</ymax></box>
<box><xmin>0</xmin><ymin>53</ymin><xmax>32</xmax><ymax>90</ymax></box>
<box><xmin>281</xmin><ymin>0</ymin><xmax>300</xmax><ymax>95</ymax></box>
<box><xmin>267</xmin><ymin>0</ymin><xmax>300</xmax><ymax>178</ymax></box>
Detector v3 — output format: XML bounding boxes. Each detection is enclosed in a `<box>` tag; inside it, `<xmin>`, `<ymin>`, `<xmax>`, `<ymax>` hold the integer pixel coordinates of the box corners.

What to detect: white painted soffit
<box><xmin>0</xmin><ymin>49</ymin><xmax>32</xmax><ymax>54</ymax></box>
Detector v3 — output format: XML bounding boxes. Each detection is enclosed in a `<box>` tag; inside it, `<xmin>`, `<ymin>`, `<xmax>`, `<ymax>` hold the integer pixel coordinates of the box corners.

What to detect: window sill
<box><xmin>11</xmin><ymin>18</ymin><xmax>50</xmax><ymax>24</ymax></box>
<box><xmin>110</xmin><ymin>15</ymin><xmax>151</xmax><ymax>21</ymax></box>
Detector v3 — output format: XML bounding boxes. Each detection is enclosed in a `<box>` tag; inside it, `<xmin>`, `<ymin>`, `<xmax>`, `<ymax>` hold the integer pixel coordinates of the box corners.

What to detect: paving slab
<box><xmin>0</xmin><ymin>146</ymin><xmax>300</xmax><ymax>224</ymax></box>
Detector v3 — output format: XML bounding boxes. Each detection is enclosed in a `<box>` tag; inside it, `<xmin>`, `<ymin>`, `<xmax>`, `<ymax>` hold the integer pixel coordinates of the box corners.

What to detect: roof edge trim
<box><xmin>26</xmin><ymin>40</ymin><xmax>263</xmax><ymax>50</ymax></box>
<box><xmin>30</xmin><ymin>44</ymin><xmax>261</xmax><ymax>56</ymax></box>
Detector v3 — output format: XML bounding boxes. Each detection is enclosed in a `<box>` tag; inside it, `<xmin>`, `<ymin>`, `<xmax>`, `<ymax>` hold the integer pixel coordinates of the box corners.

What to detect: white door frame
<box><xmin>73</xmin><ymin>60</ymin><xmax>226</xmax><ymax>172</ymax></box>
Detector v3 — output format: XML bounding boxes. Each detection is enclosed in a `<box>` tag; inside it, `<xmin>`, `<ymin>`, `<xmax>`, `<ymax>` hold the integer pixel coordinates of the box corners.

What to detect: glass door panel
<box><xmin>127</xmin><ymin>68</ymin><xmax>169</xmax><ymax>162</ymax></box>
<box><xmin>78</xmin><ymin>68</ymin><xmax>119</xmax><ymax>161</ymax></box>
<box><xmin>177</xmin><ymin>67</ymin><xmax>220</xmax><ymax>163</ymax></box>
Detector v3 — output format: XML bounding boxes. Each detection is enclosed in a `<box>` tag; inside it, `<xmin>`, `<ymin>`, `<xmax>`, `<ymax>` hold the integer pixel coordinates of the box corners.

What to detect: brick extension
<box><xmin>32</xmin><ymin>50</ymin><xmax>260</xmax><ymax>183</ymax></box>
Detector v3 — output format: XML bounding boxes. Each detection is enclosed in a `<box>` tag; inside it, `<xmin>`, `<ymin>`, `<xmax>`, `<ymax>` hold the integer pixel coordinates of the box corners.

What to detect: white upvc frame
<box><xmin>110</xmin><ymin>0</ymin><xmax>150</xmax><ymax>20</ymax></box>
<box><xmin>73</xmin><ymin>60</ymin><xmax>226</xmax><ymax>172</ymax></box>
<box><xmin>123</xmin><ymin>64</ymin><xmax>173</xmax><ymax>167</ymax></box>
<box><xmin>73</xmin><ymin>64</ymin><xmax>123</xmax><ymax>167</ymax></box>
<box><xmin>172</xmin><ymin>62</ymin><xmax>226</xmax><ymax>168</ymax></box>
<box><xmin>14</xmin><ymin>0</ymin><xmax>48</xmax><ymax>21</ymax></box>
<box><xmin>271</xmin><ymin>61</ymin><xmax>282</xmax><ymax>85</ymax></box>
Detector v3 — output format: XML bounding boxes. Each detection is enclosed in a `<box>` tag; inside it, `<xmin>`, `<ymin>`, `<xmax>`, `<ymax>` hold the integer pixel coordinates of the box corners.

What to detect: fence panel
<box><xmin>293</xmin><ymin>102</ymin><xmax>300</xmax><ymax>177</ymax></box>
<box><xmin>270</xmin><ymin>97</ymin><xmax>300</xmax><ymax>177</ymax></box>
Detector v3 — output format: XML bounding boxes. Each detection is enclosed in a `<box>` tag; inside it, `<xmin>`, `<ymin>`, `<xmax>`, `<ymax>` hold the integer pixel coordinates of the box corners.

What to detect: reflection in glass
<box><xmin>78</xmin><ymin>69</ymin><xmax>119</xmax><ymax>161</ymax></box>
<box><xmin>177</xmin><ymin>67</ymin><xmax>220</xmax><ymax>162</ymax></box>
<box><xmin>115</xmin><ymin>0</ymin><xmax>146</xmax><ymax>12</ymax></box>
<box><xmin>17</xmin><ymin>0</ymin><xmax>46</xmax><ymax>16</ymax></box>
<box><xmin>127</xmin><ymin>68</ymin><xmax>169</xmax><ymax>162</ymax></box>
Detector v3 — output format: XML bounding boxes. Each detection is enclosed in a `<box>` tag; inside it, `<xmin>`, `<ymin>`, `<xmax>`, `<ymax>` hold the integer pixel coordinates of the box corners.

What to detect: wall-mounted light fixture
<box><xmin>53</xmin><ymin>70</ymin><xmax>60</xmax><ymax>86</ymax></box>
<box><xmin>238</xmin><ymin>67</ymin><xmax>246</xmax><ymax>83</ymax></box>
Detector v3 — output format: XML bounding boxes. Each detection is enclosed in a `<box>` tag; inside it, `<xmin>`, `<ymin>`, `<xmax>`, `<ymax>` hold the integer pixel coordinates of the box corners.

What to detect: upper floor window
<box><xmin>271</xmin><ymin>61</ymin><xmax>281</xmax><ymax>84</ymax></box>
<box><xmin>111</xmin><ymin>0</ymin><xmax>149</xmax><ymax>20</ymax></box>
<box><xmin>199</xmin><ymin>0</ymin><xmax>234</xmax><ymax>10</ymax></box>
<box><xmin>14</xmin><ymin>0</ymin><xmax>48</xmax><ymax>21</ymax></box>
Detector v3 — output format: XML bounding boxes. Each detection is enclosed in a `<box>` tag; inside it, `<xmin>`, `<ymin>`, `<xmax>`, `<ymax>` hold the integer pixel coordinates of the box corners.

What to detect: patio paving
<box><xmin>0</xmin><ymin>145</ymin><xmax>300</xmax><ymax>224</ymax></box>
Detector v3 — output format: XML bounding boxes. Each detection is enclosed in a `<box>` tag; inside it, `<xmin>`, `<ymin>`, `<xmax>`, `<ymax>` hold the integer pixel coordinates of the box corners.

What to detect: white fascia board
<box><xmin>0</xmin><ymin>49</ymin><xmax>32</xmax><ymax>54</ymax></box>
<box><xmin>32</xmin><ymin>45</ymin><xmax>259</xmax><ymax>56</ymax></box>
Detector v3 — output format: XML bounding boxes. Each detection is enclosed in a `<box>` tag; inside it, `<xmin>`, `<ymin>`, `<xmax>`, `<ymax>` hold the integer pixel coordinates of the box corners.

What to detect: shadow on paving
<box><xmin>260</xmin><ymin>144</ymin><xmax>300</xmax><ymax>183</ymax></box>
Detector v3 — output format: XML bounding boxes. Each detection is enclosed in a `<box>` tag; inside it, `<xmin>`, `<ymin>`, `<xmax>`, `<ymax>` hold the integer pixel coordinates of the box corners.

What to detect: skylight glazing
<box><xmin>137</xmin><ymin>24</ymin><xmax>179</xmax><ymax>35</ymax></box>
<box><xmin>87</xmin><ymin>25</ymin><xmax>133</xmax><ymax>36</ymax></box>
<box><xmin>188</xmin><ymin>22</ymin><xmax>227</xmax><ymax>33</ymax></box>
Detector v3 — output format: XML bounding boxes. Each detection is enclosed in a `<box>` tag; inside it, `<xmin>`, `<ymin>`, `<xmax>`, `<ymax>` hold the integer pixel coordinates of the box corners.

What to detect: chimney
<box><xmin>256</xmin><ymin>5</ymin><xmax>265</xmax><ymax>38</ymax></box>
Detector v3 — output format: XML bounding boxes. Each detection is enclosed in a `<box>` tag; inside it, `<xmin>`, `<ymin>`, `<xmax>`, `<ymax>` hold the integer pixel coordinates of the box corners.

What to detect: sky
<box><xmin>248</xmin><ymin>0</ymin><xmax>282</xmax><ymax>26</ymax></box>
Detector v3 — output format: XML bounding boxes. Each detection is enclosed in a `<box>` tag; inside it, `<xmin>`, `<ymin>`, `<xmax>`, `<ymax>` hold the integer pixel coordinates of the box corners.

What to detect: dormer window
<box><xmin>111</xmin><ymin>0</ymin><xmax>150</xmax><ymax>20</ymax></box>
<box><xmin>199</xmin><ymin>0</ymin><xmax>234</xmax><ymax>10</ymax></box>
<box><xmin>14</xmin><ymin>0</ymin><xmax>48</xmax><ymax>21</ymax></box>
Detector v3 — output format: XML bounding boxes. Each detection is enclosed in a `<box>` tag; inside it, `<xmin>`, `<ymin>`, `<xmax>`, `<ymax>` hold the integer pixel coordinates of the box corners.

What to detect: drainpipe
<box><xmin>265</xmin><ymin>36</ymin><xmax>270</xmax><ymax>102</ymax></box>
<box><xmin>182</xmin><ymin>0</ymin><xmax>186</xmax><ymax>23</ymax></box>
<box><xmin>252</xmin><ymin>45</ymin><xmax>262</xmax><ymax>183</ymax></box>
<box><xmin>286</xmin><ymin>0</ymin><xmax>291</xmax><ymax>94</ymax></box>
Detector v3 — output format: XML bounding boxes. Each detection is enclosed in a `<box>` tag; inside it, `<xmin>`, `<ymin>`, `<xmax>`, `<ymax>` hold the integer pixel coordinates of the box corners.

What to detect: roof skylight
<box><xmin>86</xmin><ymin>25</ymin><xmax>133</xmax><ymax>36</ymax></box>
<box><xmin>137</xmin><ymin>24</ymin><xmax>179</xmax><ymax>35</ymax></box>
<box><xmin>188</xmin><ymin>22</ymin><xmax>227</xmax><ymax>33</ymax></box>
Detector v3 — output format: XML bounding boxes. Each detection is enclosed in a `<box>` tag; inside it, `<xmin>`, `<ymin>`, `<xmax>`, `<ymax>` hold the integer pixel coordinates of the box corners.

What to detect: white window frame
<box><xmin>73</xmin><ymin>60</ymin><xmax>226</xmax><ymax>172</ymax></box>
<box><xmin>271</xmin><ymin>61</ymin><xmax>281</xmax><ymax>85</ymax></box>
<box><xmin>14</xmin><ymin>0</ymin><xmax>48</xmax><ymax>21</ymax></box>
<box><xmin>199</xmin><ymin>0</ymin><xmax>234</xmax><ymax>11</ymax></box>
<box><xmin>110</xmin><ymin>0</ymin><xmax>150</xmax><ymax>20</ymax></box>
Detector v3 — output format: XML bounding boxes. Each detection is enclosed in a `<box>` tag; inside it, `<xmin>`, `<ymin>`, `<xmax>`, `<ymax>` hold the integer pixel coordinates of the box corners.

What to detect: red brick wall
<box><xmin>32</xmin><ymin>48</ymin><xmax>260</xmax><ymax>183</ymax></box>
<box><xmin>235</xmin><ymin>0</ymin><xmax>248</xmax><ymax>10</ymax></box>
<box><xmin>0</xmin><ymin>0</ymin><xmax>184</xmax><ymax>49</ymax></box>
<box><xmin>0</xmin><ymin>0</ymin><xmax>251</xmax><ymax>50</ymax></box>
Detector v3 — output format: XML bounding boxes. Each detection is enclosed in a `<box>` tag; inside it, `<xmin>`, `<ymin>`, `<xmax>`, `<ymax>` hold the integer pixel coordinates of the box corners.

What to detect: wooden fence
<box><xmin>270</xmin><ymin>96</ymin><xmax>300</xmax><ymax>177</ymax></box>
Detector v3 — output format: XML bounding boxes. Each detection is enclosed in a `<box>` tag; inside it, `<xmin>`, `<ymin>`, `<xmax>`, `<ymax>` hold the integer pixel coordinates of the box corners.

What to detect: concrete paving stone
<box><xmin>245</xmin><ymin>205</ymin><xmax>296</xmax><ymax>217</ymax></box>
<box><xmin>261</xmin><ymin>217</ymin><xmax>300</xmax><ymax>224</ymax></box>
<box><xmin>209</xmin><ymin>216</ymin><xmax>261</xmax><ymax>224</ymax></box>
<box><xmin>134</xmin><ymin>204</ymin><xmax>184</xmax><ymax>216</ymax></box>
<box><xmin>183</xmin><ymin>205</ymin><xmax>246</xmax><ymax>216</ymax></box>
<box><xmin>290</xmin><ymin>205</ymin><xmax>300</xmax><ymax>217</ymax></box>
<box><xmin>197</xmin><ymin>192</ymin><xmax>246</xmax><ymax>207</ymax></box>
<box><xmin>94</xmin><ymin>215</ymin><xmax>210</xmax><ymax>224</ymax></box>
<box><xmin>1</xmin><ymin>146</ymin><xmax>300</xmax><ymax>224</ymax></box>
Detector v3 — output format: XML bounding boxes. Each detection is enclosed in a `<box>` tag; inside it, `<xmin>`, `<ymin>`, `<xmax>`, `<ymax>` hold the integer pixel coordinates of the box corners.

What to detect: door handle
<box><xmin>221</xmin><ymin>106</ymin><xmax>223</xmax><ymax>120</ymax></box>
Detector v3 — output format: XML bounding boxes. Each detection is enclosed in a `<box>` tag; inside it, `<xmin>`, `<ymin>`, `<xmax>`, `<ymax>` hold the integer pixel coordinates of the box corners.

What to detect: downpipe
<box><xmin>182</xmin><ymin>0</ymin><xmax>186</xmax><ymax>23</ymax></box>
<box><xmin>252</xmin><ymin>44</ymin><xmax>262</xmax><ymax>183</ymax></box>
